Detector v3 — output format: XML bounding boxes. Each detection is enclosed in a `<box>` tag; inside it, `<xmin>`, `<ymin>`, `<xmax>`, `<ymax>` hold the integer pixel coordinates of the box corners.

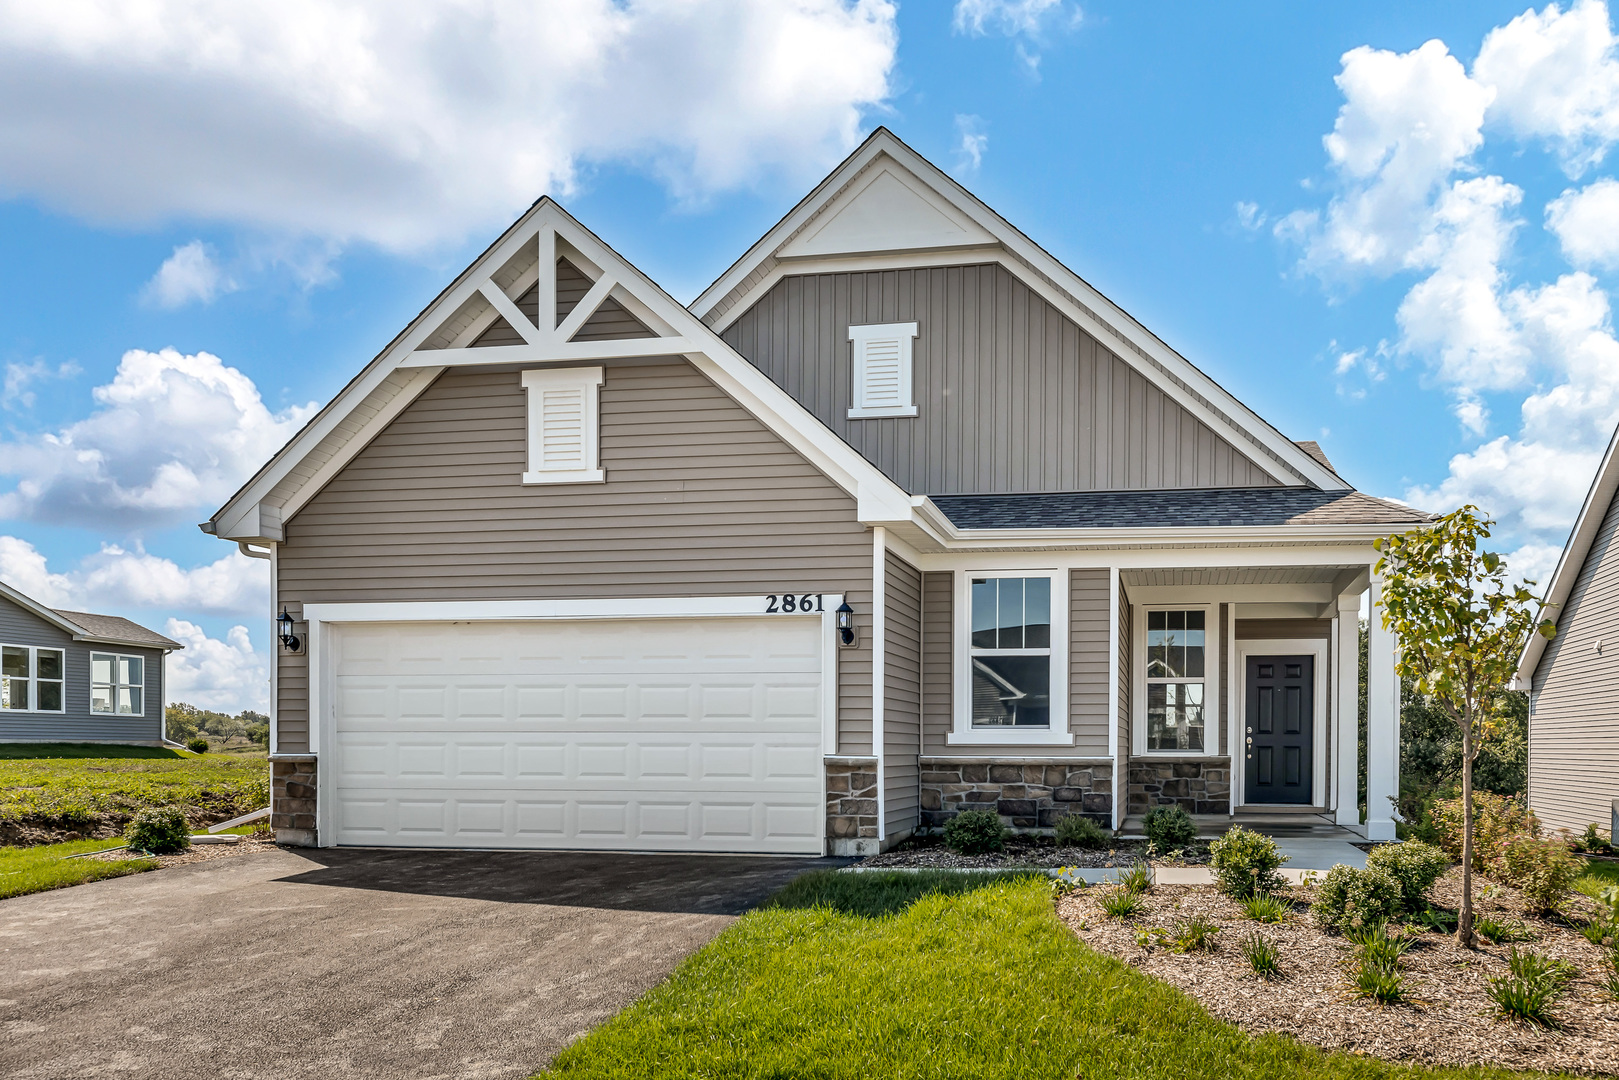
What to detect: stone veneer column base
<box><xmin>1126</xmin><ymin>758</ymin><xmax>1231</xmax><ymax>815</ymax></box>
<box><xmin>825</xmin><ymin>756</ymin><xmax>879</xmax><ymax>856</ymax></box>
<box><xmin>919</xmin><ymin>759</ymin><xmax>1113</xmax><ymax>832</ymax></box>
<box><xmin>271</xmin><ymin>755</ymin><xmax>318</xmax><ymax>847</ymax></box>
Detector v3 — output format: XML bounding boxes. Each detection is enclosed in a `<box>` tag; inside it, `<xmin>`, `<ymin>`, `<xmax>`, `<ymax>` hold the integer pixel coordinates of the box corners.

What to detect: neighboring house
<box><xmin>206</xmin><ymin>129</ymin><xmax>1424</xmax><ymax>853</ymax></box>
<box><xmin>1514</xmin><ymin>423</ymin><xmax>1619</xmax><ymax>839</ymax></box>
<box><xmin>0</xmin><ymin>579</ymin><xmax>181</xmax><ymax>744</ymax></box>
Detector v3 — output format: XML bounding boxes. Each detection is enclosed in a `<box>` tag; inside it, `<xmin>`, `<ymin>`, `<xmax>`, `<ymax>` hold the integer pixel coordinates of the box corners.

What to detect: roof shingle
<box><xmin>929</xmin><ymin>487</ymin><xmax>1432</xmax><ymax>530</ymax></box>
<box><xmin>52</xmin><ymin>610</ymin><xmax>183</xmax><ymax>650</ymax></box>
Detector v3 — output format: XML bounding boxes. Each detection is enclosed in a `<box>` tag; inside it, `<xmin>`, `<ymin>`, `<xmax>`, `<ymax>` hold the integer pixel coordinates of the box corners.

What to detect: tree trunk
<box><xmin>1457</xmin><ymin>703</ymin><xmax>1477</xmax><ymax>949</ymax></box>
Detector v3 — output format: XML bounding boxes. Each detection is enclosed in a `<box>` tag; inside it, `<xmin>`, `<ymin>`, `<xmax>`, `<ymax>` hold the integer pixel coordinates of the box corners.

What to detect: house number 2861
<box><xmin>765</xmin><ymin>594</ymin><xmax>824</xmax><ymax>613</ymax></box>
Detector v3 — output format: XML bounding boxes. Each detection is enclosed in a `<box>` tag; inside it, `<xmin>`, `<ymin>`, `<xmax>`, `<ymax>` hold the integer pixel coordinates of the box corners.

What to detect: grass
<box><xmin>1575</xmin><ymin>857</ymin><xmax>1619</xmax><ymax>898</ymax></box>
<box><xmin>1099</xmin><ymin>885</ymin><xmax>1144</xmax><ymax>918</ymax></box>
<box><xmin>1241</xmin><ymin>931</ymin><xmax>1282</xmax><ymax>978</ymax></box>
<box><xmin>1475</xmin><ymin>914</ymin><xmax>1535</xmax><ymax>944</ymax></box>
<box><xmin>0</xmin><ymin>743</ymin><xmax>268</xmax><ymax>832</ymax></box>
<box><xmin>541</xmin><ymin>872</ymin><xmax>1558</xmax><ymax>1080</ymax></box>
<box><xmin>0</xmin><ymin>838</ymin><xmax>156</xmax><ymax>900</ymax></box>
<box><xmin>1487</xmin><ymin>947</ymin><xmax>1577</xmax><ymax>1027</ymax></box>
<box><xmin>1242</xmin><ymin>891</ymin><xmax>1291</xmax><ymax>924</ymax></box>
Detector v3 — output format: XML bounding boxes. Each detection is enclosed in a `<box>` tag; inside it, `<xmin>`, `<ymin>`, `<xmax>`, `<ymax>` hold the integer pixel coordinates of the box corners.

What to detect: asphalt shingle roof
<box><xmin>52</xmin><ymin>609</ymin><xmax>183</xmax><ymax>650</ymax></box>
<box><xmin>929</xmin><ymin>487</ymin><xmax>1433</xmax><ymax>530</ymax></box>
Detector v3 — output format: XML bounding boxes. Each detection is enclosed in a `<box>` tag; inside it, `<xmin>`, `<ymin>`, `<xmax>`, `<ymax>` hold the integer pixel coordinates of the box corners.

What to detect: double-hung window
<box><xmin>91</xmin><ymin>653</ymin><xmax>144</xmax><ymax>716</ymax></box>
<box><xmin>1145</xmin><ymin>609</ymin><xmax>1207</xmax><ymax>752</ymax></box>
<box><xmin>950</xmin><ymin>572</ymin><xmax>1070</xmax><ymax>745</ymax></box>
<box><xmin>1</xmin><ymin>645</ymin><xmax>65</xmax><ymax>712</ymax></box>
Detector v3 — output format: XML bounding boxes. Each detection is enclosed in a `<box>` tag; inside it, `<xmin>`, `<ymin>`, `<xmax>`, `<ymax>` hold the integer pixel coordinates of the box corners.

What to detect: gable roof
<box><xmin>1515</xmin><ymin>421</ymin><xmax>1619</xmax><ymax>685</ymax></box>
<box><xmin>692</xmin><ymin>128</ymin><xmax>1348</xmax><ymax>493</ymax></box>
<box><xmin>0</xmin><ymin>580</ymin><xmax>182</xmax><ymax>651</ymax></box>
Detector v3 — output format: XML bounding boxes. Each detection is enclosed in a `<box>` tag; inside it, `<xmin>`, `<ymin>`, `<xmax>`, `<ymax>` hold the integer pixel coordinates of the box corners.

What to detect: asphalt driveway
<box><xmin>0</xmin><ymin>846</ymin><xmax>840</xmax><ymax>1079</ymax></box>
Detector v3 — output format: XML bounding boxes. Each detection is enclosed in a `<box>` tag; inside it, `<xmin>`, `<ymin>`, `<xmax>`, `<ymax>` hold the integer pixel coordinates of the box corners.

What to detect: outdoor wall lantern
<box><xmin>836</xmin><ymin>601</ymin><xmax>857</xmax><ymax>647</ymax></box>
<box><xmin>278</xmin><ymin>607</ymin><xmax>301</xmax><ymax>653</ymax></box>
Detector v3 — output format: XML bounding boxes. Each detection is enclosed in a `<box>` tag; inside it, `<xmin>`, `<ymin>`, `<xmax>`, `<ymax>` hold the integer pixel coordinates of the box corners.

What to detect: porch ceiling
<box><xmin>1120</xmin><ymin>566</ymin><xmax>1358</xmax><ymax>587</ymax></box>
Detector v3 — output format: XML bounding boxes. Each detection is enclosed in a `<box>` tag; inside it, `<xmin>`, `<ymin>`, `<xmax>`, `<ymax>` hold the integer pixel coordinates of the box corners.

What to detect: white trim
<box><xmin>1334</xmin><ymin>594</ymin><xmax>1362</xmax><ymax>826</ymax></box>
<box><xmin>1106</xmin><ymin>567</ymin><xmax>1121</xmax><ymax>830</ymax></box>
<box><xmin>1233</xmin><ymin>639</ymin><xmax>1330</xmax><ymax>810</ymax></box>
<box><xmin>948</xmin><ymin>568</ymin><xmax>1074</xmax><ymax>747</ymax></box>
<box><xmin>401</xmin><ymin>337</ymin><xmax>698</xmax><ymax>367</ymax></box>
<box><xmin>0</xmin><ymin>643</ymin><xmax>66</xmax><ymax>714</ymax></box>
<box><xmin>872</xmin><ymin>528</ymin><xmax>887</xmax><ymax>842</ymax></box>
<box><xmin>0</xmin><ymin>581</ymin><xmax>90</xmax><ymax>639</ymax></box>
<box><xmin>521</xmin><ymin>366</ymin><xmax>605</xmax><ymax>485</ymax></box>
<box><xmin>1225</xmin><ymin>604</ymin><xmax>1237</xmax><ymax>813</ymax></box>
<box><xmin>1132</xmin><ymin>604</ymin><xmax>1220</xmax><ymax>758</ymax></box>
<box><xmin>1365</xmin><ymin>576</ymin><xmax>1399</xmax><ymax>841</ymax></box>
<box><xmin>555</xmin><ymin>273</ymin><xmax>618</xmax><ymax>343</ymax></box>
<box><xmin>847</xmin><ymin>322</ymin><xmax>919</xmax><ymax>419</ymax></box>
<box><xmin>88</xmin><ymin>650</ymin><xmax>147</xmax><ymax>718</ymax></box>
<box><xmin>269</xmin><ymin>544</ymin><xmax>280</xmax><ymax>757</ymax></box>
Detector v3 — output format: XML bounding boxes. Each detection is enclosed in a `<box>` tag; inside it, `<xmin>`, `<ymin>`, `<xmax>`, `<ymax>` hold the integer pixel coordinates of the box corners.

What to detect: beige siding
<box><xmin>1070</xmin><ymin>569</ymin><xmax>1111</xmax><ymax>755</ymax></box>
<box><xmin>1118</xmin><ymin>583</ymin><xmax>1132</xmax><ymax>773</ymax></box>
<box><xmin>1531</xmin><ymin>487</ymin><xmax>1619</xmax><ymax>833</ymax></box>
<box><xmin>921</xmin><ymin>571</ymin><xmax>953</xmax><ymax>753</ymax></box>
<box><xmin>884</xmin><ymin>550</ymin><xmax>922</xmax><ymax>837</ymax></box>
<box><xmin>1235</xmin><ymin>619</ymin><xmax>1332</xmax><ymax>640</ymax></box>
<box><xmin>722</xmin><ymin>263</ymin><xmax>1279</xmax><ymax>495</ymax></box>
<box><xmin>471</xmin><ymin>259</ymin><xmax>654</xmax><ymax>348</ymax></box>
<box><xmin>276</xmin><ymin>359</ymin><xmax>874</xmax><ymax>755</ymax></box>
<box><xmin>1219</xmin><ymin>603</ymin><xmax>1230</xmax><ymax>754</ymax></box>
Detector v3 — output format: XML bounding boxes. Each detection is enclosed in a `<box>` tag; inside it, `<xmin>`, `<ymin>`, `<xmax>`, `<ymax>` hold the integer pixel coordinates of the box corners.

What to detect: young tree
<box><xmin>1374</xmin><ymin>505</ymin><xmax>1554</xmax><ymax>947</ymax></box>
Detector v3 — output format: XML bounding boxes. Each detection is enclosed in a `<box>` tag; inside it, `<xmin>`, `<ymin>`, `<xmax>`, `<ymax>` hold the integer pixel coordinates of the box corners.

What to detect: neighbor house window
<box><xmin>91</xmin><ymin>653</ymin><xmax>144</xmax><ymax>716</ymax></box>
<box><xmin>970</xmin><ymin>576</ymin><xmax>1052</xmax><ymax>728</ymax></box>
<box><xmin>1</xmin><ymin>645</ymin><xmax>65</xmax><ymax>712</ymax></box>
<box><xmin>1146</xmin><ymin>610</ymin><xmax>1205</xmax><ymax>751</ymax></box>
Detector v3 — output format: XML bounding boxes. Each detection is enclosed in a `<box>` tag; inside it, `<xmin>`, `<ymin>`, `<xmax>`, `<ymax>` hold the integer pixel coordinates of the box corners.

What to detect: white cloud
<box><xmin>3</xmin><ymin>358</ymin><xmax>80</xmax><ymax>411</ymax></box>
<box><xmin>0</xmin><ymin>0</ymin><xmax>899</xmax><ymax>251</ymax></box>
<box><xmin>163</xmin><ymin>619</ymin><xmax>269</xmax><ymax>712</ymax></box>
<box><xmin>0</xmin><ymin>534</ymin><xmax>77</xmax><ymax>608</ymax></box>
<box><xmin>1546</xmin><ymin>176</ymin><xmax>1619</xmax><ymax>266</ymax></box>
<box><xmin>0</xmin><ymin>347</ymin><xmax>316</xmax><ymax>529</ymax></box>
<box><xmin>952</xmin><ymin>0</ymin><xmax>1072</xmax><ymax>38</ymax></box>
<box><xmin>955</xmin><ymin>115</ymin><xmax>988</xmax><ymax>171</ymax></box>
<box><xmin>1234</xmin><ymin>201</ymin><xmax>1267</xmax><ymax>231</ymax></box>
<box><xmin>141</xmin><ymin>241</ymin><xmax>235</xmax><ymax>308</ymax></box>
<box><xmin>0</xmin><ymin>534</ymin><xmax>268</xmax><ymax>618</ymax></box>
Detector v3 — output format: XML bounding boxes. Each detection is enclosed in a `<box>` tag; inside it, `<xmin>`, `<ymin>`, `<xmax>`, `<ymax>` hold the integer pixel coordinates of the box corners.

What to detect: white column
<box><xmin>1365</xmin><ymin>576</ymin><xmax>1399</xmax><ymax>841</ymax></box>
<box><xmin>1334</xmin><ymin>593</ymin><xmax>1362</xmax><ymax>827</ymax></box>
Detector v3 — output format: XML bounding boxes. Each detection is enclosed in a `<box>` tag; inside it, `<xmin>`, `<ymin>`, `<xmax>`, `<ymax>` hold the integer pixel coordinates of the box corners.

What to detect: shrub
<box><xmin>1364</xmin><ymin>841</ymin><xmax>1449</xmax><ymax>911</ymax></box>
<box><xmin>1417</xmin><ymin>906</ymin><xmax>1458</xmax><ymax>934</ymax></box>
<box><xmin>1240</xmin><ymin>931</ymin><xmax>1281</xmax><ymax>978</ymax></box>
<box><xmin>1493</xmin><ymin>834</ymin><xmax>1583</xmax><ymax>913</ymax></box>
<box><xmin>1572</xmin><ymin>822</ymin><xmax>1613</xmax><ymax>854</ymax></box>
<box><xmin>125</xmin><ymin>806</ymin><xmax>190</xmax><ymax>855</ymax></box>
<box><xmin>1311</xmin><ymin>863</ymin><xmax>1404</xmax><ymax>933</ymax></box>
<box><xmin>245</xmin><ymin>721</ymin><xmax>270</xmax><ymax>748</ymax></box>
<box><xmin>1142</xmin><ymin>805</ymin><xmax>1198</xmax><ymax>849</ymax></box>
<box><xmin>1431</xmin><ymin>791</ymin><xmax>1539</xmax><ymax>869</ymax></box>
<box><xmin>1054</xmin><ymin>814</ymin><xmax>1109</xmax><ymax>849</ymax></box>
<box><xmin>1581</xmin><ymin>886</ymin><xmax>1619</xmax><ymax>950</ymax></box>
<box><xmin>1168</xmin><ymin>914</ymin><xmax>1219</xmax><ymax>953</ymax></box>
<box><xmin>185</xmin><ymin>737</ymin><xmax>209</xmax><ymax>754</ymax></box>
<box><xmin>1208</xmin><ymin>826</ymin><xmax>1288</xmax><ymax>899</ymax></box>
<box><xmin>942</xmin><ymin>809</ymin><xmax>1006</xmax><ymax>855</ymax></box>
<box><xmin>1099</xmin><ymin>886</ymin><xmax>1143</xmax><ymax>919</ymax></box>
<box><xmin>1242</xmin><ymin>892</ymin><xmax>1291</xmax><ymax>924</ymax></box>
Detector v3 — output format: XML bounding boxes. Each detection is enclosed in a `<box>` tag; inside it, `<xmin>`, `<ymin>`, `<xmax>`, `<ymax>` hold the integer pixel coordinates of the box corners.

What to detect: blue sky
<box><xmin>2</xmin><ymin>0</ymin><xmax>1616</xmax><ymax>711</ymax></box>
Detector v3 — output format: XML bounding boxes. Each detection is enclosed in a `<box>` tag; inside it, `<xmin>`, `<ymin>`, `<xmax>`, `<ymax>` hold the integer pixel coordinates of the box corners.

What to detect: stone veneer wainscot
<box><xmin>271</xmin><ymin>756</ymin><xmax>318</xmax><ymax>847</ymax></box>
<box><xmin>919</xmin><ymin>760</ymin><xmax>1112</xmax><ymax>831</ymax></box>
<box><xmin>825</xmin><ymin>757</ymin><xmax>879</xmax><ymax>856</ymax></box>
<box><xmin>1126</xmin><ymin>759</ymin><xmax>1230</xmax><ymax>815</ymax></box>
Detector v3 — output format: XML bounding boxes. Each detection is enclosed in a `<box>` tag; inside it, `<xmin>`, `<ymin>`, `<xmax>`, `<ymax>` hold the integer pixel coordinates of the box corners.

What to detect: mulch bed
<box><xmin>858</xmin><ymin>835</ymin><xmax>1209</xmax><ymax>870</ymax></box>
<box><xmin>1058</xmin><ymin>868</ymin><xmax>1619</xmax><ymax>1075</ymax></box>
<box><xmin>84</xmin><ymin>838</ymin><xmax>280</xmax><ymax>870</ymax></box>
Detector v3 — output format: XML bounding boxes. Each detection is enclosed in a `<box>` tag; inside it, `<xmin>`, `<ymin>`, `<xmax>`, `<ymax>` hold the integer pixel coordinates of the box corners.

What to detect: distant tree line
<box><xmin>165</xmin><ymin>702</ymin><xmax>269</xmax><ymax>747</ymax></box>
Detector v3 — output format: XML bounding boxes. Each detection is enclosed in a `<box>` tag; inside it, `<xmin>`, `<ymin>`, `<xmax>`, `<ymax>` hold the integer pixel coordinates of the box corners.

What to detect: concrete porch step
<box><xmin>1118</xmin><ymin>811</ymin><xmax>1363</xmax><ymax>842</ymax></box>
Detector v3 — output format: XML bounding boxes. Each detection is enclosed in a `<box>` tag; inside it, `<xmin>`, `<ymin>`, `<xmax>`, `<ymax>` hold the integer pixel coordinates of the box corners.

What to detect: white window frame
<box><xmin>847</xmin><ymin>322</ymin><xmax>919</xmax><ymax>419</ymax></box>
<box><xmin>0</xmin><ymin>643</ymin><xmax>66</xmax><ymax>714</ymax></box>
<box><xmin>949</xmin><ymin>569</ymin><xmax>1073</xmax><ymax>746</ymax></box>
<box><xmin>1133</xmin><ymin>604</ymin><xmax>1220</xmax><ymax>757</ymax></box>
<box><xmin>90</xmin><ymin>651</ymin><xmax>146</xmax><ymax>717</ymax></box>
<box><xmin>521</xmin><ymin>366</ymin><xmax>605</xmax><ymax>484</ymax></box>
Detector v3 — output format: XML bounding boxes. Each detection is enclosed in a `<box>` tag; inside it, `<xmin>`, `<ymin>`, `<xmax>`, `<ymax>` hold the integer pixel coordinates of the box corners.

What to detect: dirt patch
<box><xmin>1</xmin><ymin>805</ymin><xmax>260</xmax><ymax>846</ymax></box>
<box><xmin>1059</xmin><ymin>868</ymin><xmax>1619</xmax><ymax>1075</ymax></box>
<box><xmin>83</xmin><ymin>838</ymin><xmax>280</xmax><ymax>871</ymax></box>
<box><xmin>858</xmin><ymin>835</ymin><xmax>1208</xmax><ymax>869</ymax></box>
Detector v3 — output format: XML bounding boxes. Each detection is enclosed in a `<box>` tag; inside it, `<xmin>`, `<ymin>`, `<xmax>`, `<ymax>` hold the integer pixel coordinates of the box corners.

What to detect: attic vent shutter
<box><xmin>521</xmin><ymin>367</ymin><xmax>605</xmax><ymax>484</ymax></box>
<box><xmin>847</xmin><ymin>322</ymin><xmax>919</xmax><ymax>419</ymax></box>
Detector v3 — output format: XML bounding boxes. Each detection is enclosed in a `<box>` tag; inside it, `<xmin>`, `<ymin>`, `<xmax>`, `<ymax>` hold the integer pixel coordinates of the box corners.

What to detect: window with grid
<box><xmin>969</xmin><ymin>576</ymin><xmax>1052</xmax><ymax>728</ymax></box>
<box><xmin>1146</xmin><ymin>609</ymin><xmax>1206</xmax><ymax>752</ymax></box>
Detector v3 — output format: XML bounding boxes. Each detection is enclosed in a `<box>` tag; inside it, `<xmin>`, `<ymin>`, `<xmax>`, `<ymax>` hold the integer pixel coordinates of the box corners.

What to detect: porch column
<box><xmin>1334</xmin><ymin>593</ymin><xmax>1362</xmax><ymax>827</ymax></box>
<box><xmin>1365</xmin><ymin>575</ymin><xmax>1399</xmax><ymax>841</ymax></box>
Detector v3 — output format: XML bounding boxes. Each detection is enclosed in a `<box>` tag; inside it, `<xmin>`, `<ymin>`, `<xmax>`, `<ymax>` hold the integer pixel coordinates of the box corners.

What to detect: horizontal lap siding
<box><xmin>1118</xmin><ymin>586</ymin><xmax>1131</xmax><ymax>772</ymax></box>
<box><xmin>277</xmin><ymin>361</ymin><xmax>873</xmax><ymax>755</ymax></box>
<box><xmin>921</xmin><ymin>572</ymin><xmax>952</xmax><ymax>753</ymax></box>
<box><xmin>0</xmin><ymin>598</ymin><xmax>164</xmax><ymax>741</ymax></box>
<box><xmin>1235</xmin><ymin>619</ymin><xmax>1332</xmax><ymax>640</ymax></box>
<box><xmin>1070</xmin><ymin>569</ymin><xmax>1110</xmax><ymax>755</ymax></box>
<box><xmin>884</xmin><ymin>551</ymin><xmax>922</xmax><ymax>838</ymax></box>
<box><xmin>1531</xmin><ymin>491</ymin><xmax>1619</xmax><ymax>833</ymax></box>
<box><xmin>722</xmin><ymin>264</ymin><xmax>1278</xmax><ymax>495</ymax></box>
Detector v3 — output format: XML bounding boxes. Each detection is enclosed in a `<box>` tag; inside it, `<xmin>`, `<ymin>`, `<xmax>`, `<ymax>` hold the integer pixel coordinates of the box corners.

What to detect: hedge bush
<box><xmin>185</xmin><ymin>738</ymin><xmax>209</xmax><ymax>754</ymax></box>
<box><xmin>1054</xmin><ymin>814</ymin><xmax>1109</xmax><ymax>849</ymax></box>
<box><xmin>1364</xmin><ymin>841</ymin><xmax>1450</xmax><ymax>911</ymax></box>
<box><xmin>126</xmin><ymin>806</ymin><xmax>191</xmax><ymax>855</ymax></box>
<box><xmin>1494</xmin><ymin>834</ymin><xmax>1584</xmax><ymax>913</ymax></box>
<box><xmin>1208</xmin><ymin>826</ymin><xmax>1288</xmax><ymax>898</ymax></box>
<box><xmin>1312</xmin><ymin>863</ymin><xmax>1404</xmax><ymax>933</ymax></box>
<box><xmin>1143</xmin><ymin>805</ymin><xmax>1198</xmax><ymax>850</ymax></box>
<box><xmin>943</xmin><ymin>809</ymin><xmax>1007</xmax><ymax>855</ymax></box>
<box><xmin>1431</xmin><ymin>792</ymin><xmax>1538</xmax><ymax>869</ymax></box>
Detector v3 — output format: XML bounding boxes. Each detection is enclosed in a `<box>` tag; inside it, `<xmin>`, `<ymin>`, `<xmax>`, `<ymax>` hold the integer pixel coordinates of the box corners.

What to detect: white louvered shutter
<box><xmin>521</xmin><ymin>367</ymin><xmax>605</xmax><ymax>483</ymax></box>
<box><xmin>539</xmin><ymin>386</ymin><xmax>585</xmax><ymax>470</ymax></box>
<box><xmin>848</xmin><ymin>322</ymin><xmax>919</xmax><ymax>418</ymax></box>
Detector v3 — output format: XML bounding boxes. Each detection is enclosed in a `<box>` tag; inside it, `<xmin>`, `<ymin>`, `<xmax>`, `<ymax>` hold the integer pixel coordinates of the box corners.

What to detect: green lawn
<box><xmin>541</xmin><ymin>872</ymin><xmax>1559</xmax><ymax>1080</ymax></box>
<box><xmin>1576</xmin><ymin>856</ymin><xmax>1619</xmax><ymax>896</ymax></box>
<box><xmin>0</xmin><ymin>743</ymin><xmax>269</xmax><ymax>835</ymax></box>
<box><xmin>0</xmin><ymin>838</ymin><xmax>156</xmax><ymax>900</ymax></box>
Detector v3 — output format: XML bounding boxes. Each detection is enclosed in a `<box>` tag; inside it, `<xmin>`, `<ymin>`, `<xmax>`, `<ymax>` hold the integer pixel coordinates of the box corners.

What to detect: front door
<box><xmin>1244</xmin><ymin>656</ymin><xmax>1313</xmax><ymax>805</ymax></box>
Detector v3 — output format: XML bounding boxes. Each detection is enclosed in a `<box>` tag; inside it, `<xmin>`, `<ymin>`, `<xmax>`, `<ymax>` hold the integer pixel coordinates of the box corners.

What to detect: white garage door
<box><xmin>328</xmin><ymin>616</ymin><xmax>824</xmax><ymax>853</ymax></box>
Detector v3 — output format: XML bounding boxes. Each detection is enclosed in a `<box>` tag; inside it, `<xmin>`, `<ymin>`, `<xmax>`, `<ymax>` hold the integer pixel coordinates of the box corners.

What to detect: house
<box><xmin>204</xmin><ymin>129</ymin><xmax>1424</xmax><ymax>854</ymax></box>
<box><xmin>1</xmin><ymin>579</ymin><xmax>182</xmax><ymax>744</ymax></box>
<box><xmin>1514</xmin><ymin>422</ymin><xmax>1619</xmax><ymax>839</ymax></box>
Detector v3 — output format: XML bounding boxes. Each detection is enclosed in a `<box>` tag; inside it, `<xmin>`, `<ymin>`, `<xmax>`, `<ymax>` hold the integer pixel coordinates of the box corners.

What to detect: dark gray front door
<box><xmin>1244</xmin><ymin>656</ymin><xmax>1313</xmax><ymax>805</ymax></box>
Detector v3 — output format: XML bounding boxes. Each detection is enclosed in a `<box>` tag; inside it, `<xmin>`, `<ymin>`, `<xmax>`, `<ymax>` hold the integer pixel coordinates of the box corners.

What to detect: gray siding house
<box><xmin>206</xmin><ymin>130</ymin><xmax>1424</xmax><ymax>853</ymax></box>
<box><xmin>1</xmin><ymin>580</ymin><xmax>180</xmax><ymax>744</ymax></box>
<box><xmin>1515</xmin><ymin>424</ymin><xmax>1619</xmax><ymax>838</ymax></box>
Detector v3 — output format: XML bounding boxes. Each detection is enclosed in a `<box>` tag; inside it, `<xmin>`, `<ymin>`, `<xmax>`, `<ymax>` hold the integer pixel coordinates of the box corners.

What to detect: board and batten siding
<box><xmin>1069</xmin><ymin>569</ymin><xmax>1111</xmax><ymax>755</ymax></box>
<box><xmin>884</xmin><ymin>550</ymin><xmax>922</xmax><ymax>838</ymax></box>
<box><xmin>0</xmin><ymin>597</ymin><xmax>165</xmax><ymax>742</ymax></box>
<box><xmin>275</xmin><ymin>359</ymin><xmax>874</xmax><ymax>756</ymax></box>
<box><xmin>721</xmin><ymin>263</ymin><xmax>1280</xmax><ymax>496</ymax></box>
<box><xmin>1530</xmin><ymin>487</ymin><xmax>1619</xmax><ymax>833</ymax></box>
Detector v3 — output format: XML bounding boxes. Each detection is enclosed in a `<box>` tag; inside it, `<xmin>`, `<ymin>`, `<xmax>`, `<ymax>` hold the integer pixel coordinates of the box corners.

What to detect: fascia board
<box><xmin>74</xmin><ymin>635</ymin><xmax>182</xmax><ymax>652</ymax></box>
<box><xmin>0</xmin><ymin>581</ymin><xmax>90</xmax><ymax>638</ymax></box>
<box><xmin>1516</xmin><ymin>421</ymin><xmax>1619</xmax><ymax>684</ymax></box>
<box><xmin>930</xmin><ymin>523</ymin><xmax>1411</xmax><ymax>551</ymax></box>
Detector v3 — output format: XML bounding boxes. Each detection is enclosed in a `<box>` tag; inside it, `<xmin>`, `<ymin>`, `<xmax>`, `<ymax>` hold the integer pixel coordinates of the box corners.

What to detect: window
<box><xmin>847</xmin><ymin>322</ymin><xmax>918</xmax><ymax>418</ymax></box>
<box><xmin>969</xmin><ymin>576</ymin><xmax>1052</xmax><ymax>728</ymax></box>
<box><xmin>1146</xmin><ymin>610</ymin><xmax>1206</xmax><ymax>751</ymax></box>
<box><xmin>521</xmin><ymin>366</ymin><xmax>604</xmax><ymax>484</ymax></box>
<box><xmin>1</xmin><ymin>645</ymin><xmax>65</xmax><ymax>712</ymax></box>
<box><xmin>91</xmin><ymin>653</ymin><xmax>144</xmax><ymax>716</ymax></box>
